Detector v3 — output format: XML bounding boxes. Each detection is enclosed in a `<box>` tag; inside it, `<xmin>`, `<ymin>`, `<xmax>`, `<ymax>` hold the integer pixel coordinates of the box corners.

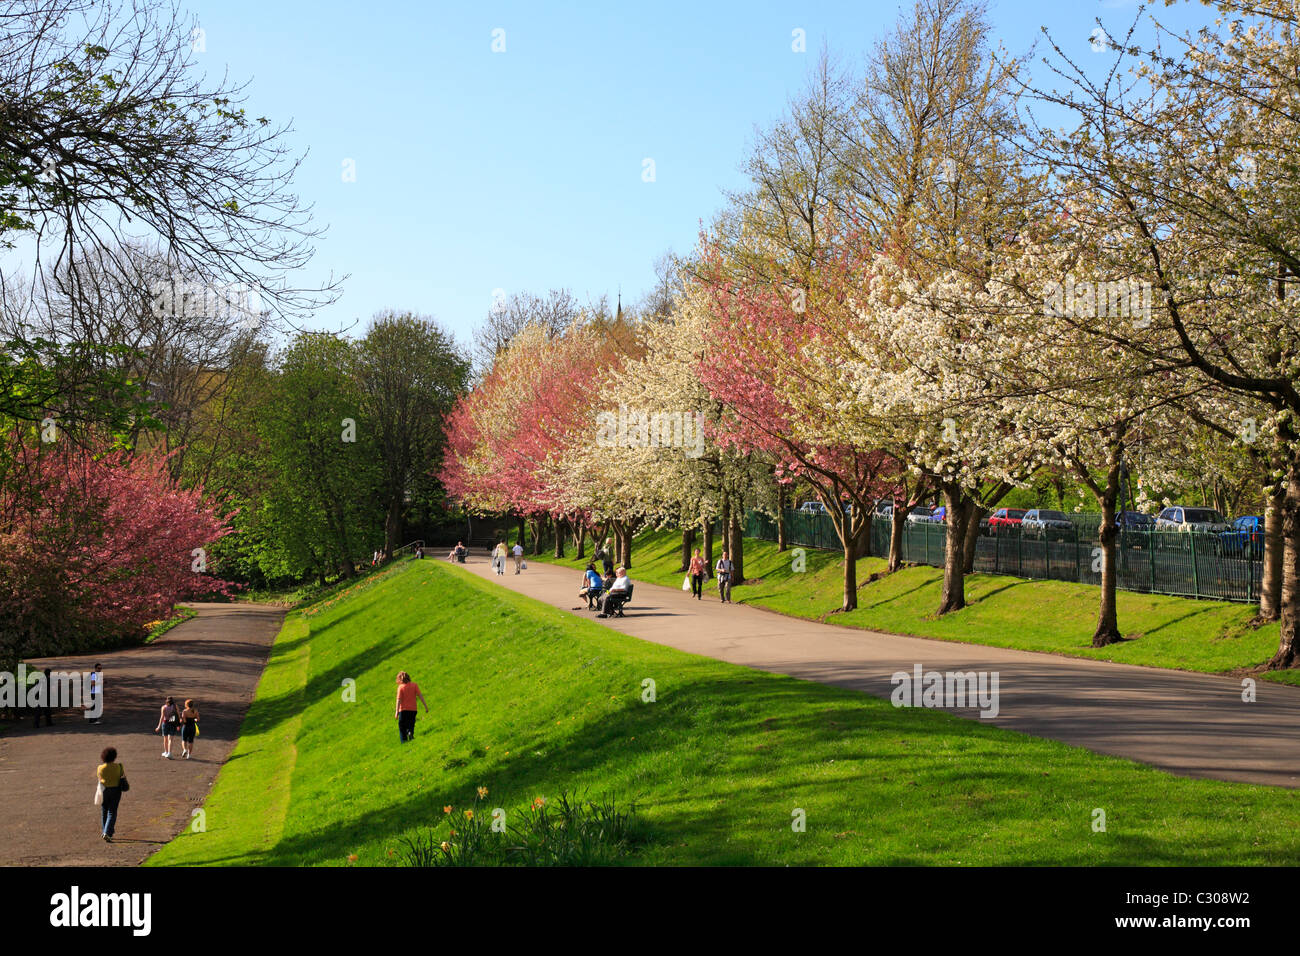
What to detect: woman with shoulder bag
<box><xmin>96</xmin><ymin>746</ymin><xmax>128</xmax><ymax>842</ymax></box>
<box><xmin>155</xmin><ymin>696</ymin><xmax>181</xmax><ymax>758</ymax></box>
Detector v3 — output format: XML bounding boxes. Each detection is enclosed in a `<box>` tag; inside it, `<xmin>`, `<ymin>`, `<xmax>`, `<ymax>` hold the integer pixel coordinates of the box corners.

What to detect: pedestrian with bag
<box><xmin>715</xmin><ymin>551</ymin><xmax>735</xmax><ymax>603</ymax></box>
<box><xmin>95</xmin><ymin>746</ymin><xmax>128</xmax><ymax>842</ymax></box>
<box><xmin>688</xmin><ymin>548</ymin><xmax>707</xmax><ymax>600</ymax></box>
<box><xmin>180</xmin><ymin>700</ymin><xmax>200</xmax><ymax>759</ymax></box>
<box><xmin>155</xmin><ymin>696</ymin><xmax>181</xmax><ymax>759</ymax></box>
<box><xmin>492</xmin><ymin>541</ymin><xmax>507</xmax><ymax>575</ymax></box>
<box><xmin>512</xmin><ymin>541</ymin><xmax>524</xmax><ymax>574</ymax></box>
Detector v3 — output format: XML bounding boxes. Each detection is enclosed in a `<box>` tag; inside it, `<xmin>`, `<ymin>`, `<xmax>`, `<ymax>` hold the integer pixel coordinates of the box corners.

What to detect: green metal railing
<box><xmin>745</xmin><ymin>509</ymin><xmax>1263</xmax><ymax>604</ymax></box>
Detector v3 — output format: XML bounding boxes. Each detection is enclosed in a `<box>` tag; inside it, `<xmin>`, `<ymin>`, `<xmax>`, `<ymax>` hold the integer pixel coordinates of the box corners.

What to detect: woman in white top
<box><xmin>492</xmin><ymin>541</ymin><xmax>507</xmax><ymax>575</ymax></box>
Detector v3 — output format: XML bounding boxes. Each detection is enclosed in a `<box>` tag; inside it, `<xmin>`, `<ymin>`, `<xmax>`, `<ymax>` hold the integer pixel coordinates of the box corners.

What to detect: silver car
<box><xmin>1154</xmin><ymin>506</ymin><xmax>1230</xmax><ymax>533</ymax></box>
<box><xmin>1021</xmin><ymin>509</ymin><xmax>1073</xmax><ymax>537</ymax></box>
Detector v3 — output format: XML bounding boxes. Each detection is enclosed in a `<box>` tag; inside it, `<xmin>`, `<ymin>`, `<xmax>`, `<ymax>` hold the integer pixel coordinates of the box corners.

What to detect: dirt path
<box><xmin>461</xmin><ymin>555</ymin><xmax>1300</xmax><ymax>788</ymax></box>
<box><xmin>0</xmin><ymin>602</ymin><xmax>283</xmax><ymax>866</ymax></box>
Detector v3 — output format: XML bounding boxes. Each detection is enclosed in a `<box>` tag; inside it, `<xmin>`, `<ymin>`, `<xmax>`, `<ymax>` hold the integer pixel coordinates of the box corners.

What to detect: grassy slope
<box><xmin>544</xmin><ymin>530</ymin><xmax>1295</xmax><ymax>683</ymax></box>
<box><xmin>149</xmin><ymin>558</ymin><xmax>1300</xmax><ymax>867</ymax></box>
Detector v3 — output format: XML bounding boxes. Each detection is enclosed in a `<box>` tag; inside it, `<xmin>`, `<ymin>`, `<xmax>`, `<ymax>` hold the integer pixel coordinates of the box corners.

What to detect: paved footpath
<box><xmin>0</xmin><ymin>603</ymin><xmax>283</xmax><ymax>866</ymax></box>
<box><xmin>463</xmin><ymin>555</ymin><xmax>1300</xmax><ymax>788</ymax></box>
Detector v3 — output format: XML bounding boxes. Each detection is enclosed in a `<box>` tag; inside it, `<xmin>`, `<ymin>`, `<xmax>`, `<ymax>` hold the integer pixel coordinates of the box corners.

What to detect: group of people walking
<box><xmin>688</xmin><ymin>548</ymin><xmax>735</xmax><ymax>603</ymax></box>
<box><xmin>491</xmin><ymin>540</ymin><xmax>526</xmax><ymax>574</ymax></box>
<box><xmin>92</xmin><ymin>694</ymin><xmax>201</xmax><ymax>843</ymax></box>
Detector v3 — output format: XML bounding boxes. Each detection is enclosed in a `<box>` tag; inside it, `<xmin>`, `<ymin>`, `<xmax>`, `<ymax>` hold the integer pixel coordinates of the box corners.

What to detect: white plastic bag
<box><xmin>682</xmin><ymin>575</ymin><xmax>691</xmax><ymax>591</ymax></box>
<box><xmin>521</xmin><ymin>560</ymin><xmax>528</xmax><ymax>570</ymax></box>
<box><xmin>94</xmin><ymin>781</ymin><xmax>104</xmax><ymax>806</ymax></box>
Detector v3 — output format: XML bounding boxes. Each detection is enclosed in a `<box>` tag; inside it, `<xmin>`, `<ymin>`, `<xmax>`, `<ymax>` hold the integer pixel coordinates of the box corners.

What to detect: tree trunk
<box><xmin>517</xmin><ymin>514</ymin><xmax>526</xmax><ymax>549</ymax></box>
<box><xmin>776</xmin><ymin>484</ymin><xmax>788</xmax><ymax>551</ymax></box>
<box><xmin>841</xmin><ymin>536</ymin><xmax>858</xmax><ymax>611</ymax></box>
<box><xmin>532</xmin><ymin>516</ymin><xmax>545</xmax><ymax>555</ymax></box>
<box><xmin>1260</xmin><ymin>485</ymin><xmax>1284</xmax><ymax>622</ymax></box>
<box><xmin>619</xmin><ymin>522</ymin><xmax>633</xmax><ymax>569</ymax></box>
<box><xmin>384</xmin><ymin>496</ymin><xmax>402</xmax><ymax>558</ymax></box>
<box><xmin>554</xmin><ymin>516</ymin><xmax>566</xmax><ymax>558</ymax></box>
<box><xmin>729</xmin><ymin>510</ymin><xmax>744</xmax><ymax>585</ymax></box>
<box><xmin>937</xmin><ymin>485</ymin><xmax>971</xmax><ymax>615</ymax></box>
<box><xmin>1093</xmin><ymin>465</ymin><xmax>1122</xmax><ymax>647</ymax></box>
<box><xmin>572</xmin><ymin>518</ymin><xmax>586</xmax><ymax>560</ymax></box>
<box><xmin>888</xmin><ymin>510</ymin><xmax>906</xmax><ymax>572</ymax></box>
<box><xmin>679</xmin><ymin>527</ymin><xmax>694</xmax><ymax>572</ymax></box>
<box><xmin>703</xmin><ymin>516</ymin><xmax>714</xmax><ymax>576</ymax></box>
<box><xmin>961</xmin><ymin>503</ymin><xmax>982</xmax><ymax>574</ymax></box>
<box><xmin>1269</xmin><ymin>467</ymin><xmax>1300</xmax><ymax>669</ymax></box>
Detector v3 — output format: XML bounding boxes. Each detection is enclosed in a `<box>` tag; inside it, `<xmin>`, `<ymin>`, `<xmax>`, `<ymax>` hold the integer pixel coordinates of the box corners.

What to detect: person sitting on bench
<box><xmin>598</xmin><ymin>568</ymin><xmax>632</xmax><ymax>618</ymax></box>
<box><xmin>579</xmin><ymin>564</ymin><xmax>604</xmax><ymax>609</ymax></box>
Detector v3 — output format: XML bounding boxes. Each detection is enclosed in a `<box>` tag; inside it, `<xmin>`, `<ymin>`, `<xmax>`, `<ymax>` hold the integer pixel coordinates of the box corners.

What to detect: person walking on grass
<box><xmin>512</xmin><ymin>540</ymin><xmax>524</xmax><ymax>574</ymax></box>
<box><xmin>155</xmin><ymin>696</ymin><xmax>181</xmax><ymax>759</ymax></box>
<box><xmin>688</xmin><ymin>548</ymin><xmax>707</xmax><ymax>600</ymax></box>
<box><xmin>179</xmin><ymin>700</ymin><xmax>200</xmax><ymax>759</ymax></box>
<box><xmin>96</xmin><ymin>746</ymin><xmax>127</xmax><ymax>842</ymax></box>
<box><xmin>715</xmin><ymin>551</ymin><xmax>734</xmax><ymax>604</ymax></box>
<box><xmin>395</xmin><ymin>671</ymin><xmax>429</xmax><ymax>743</ymax></box>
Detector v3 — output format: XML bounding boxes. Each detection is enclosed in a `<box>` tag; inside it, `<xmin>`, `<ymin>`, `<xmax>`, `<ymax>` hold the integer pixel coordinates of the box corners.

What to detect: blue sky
<box><xmin>180</xmin><ymin>0</ymin><xmax>1202</xmax><ymax>347</ymax></box>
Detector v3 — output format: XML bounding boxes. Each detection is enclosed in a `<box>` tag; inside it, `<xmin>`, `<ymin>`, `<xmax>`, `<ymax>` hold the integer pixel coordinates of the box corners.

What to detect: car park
<box><xmin>797</xmin><ymin>501</ymin><xmax>830</xmax><ymax>516</ymax></box>
<box><xmin>1021</xmin><ymin>509</ymin><xmax>1073</xmax><ymax>537</ymax></box>
<box><xmin>1221</xmin><ymin>515</ymin><xmax>1264</xmax><ymax>554</ymax></box>
<box><xmin>987</xmin><ymin>508</ymin><xmax>1027</xmax><ymax>535</ymax></box>
<box><xmin>1113</xmin><ymin>510</ymin><xmax>1155</xmax><ymax>531</ymax></box>
<box><xmin>1154</xmin><ymin>506</ymin><xmax>1230</xmax><ymax>534</ymax></box>
<box><xmin>906</xmin><ymin>505</ymin><xmax>937</xmax><ymax>525</ymax></box>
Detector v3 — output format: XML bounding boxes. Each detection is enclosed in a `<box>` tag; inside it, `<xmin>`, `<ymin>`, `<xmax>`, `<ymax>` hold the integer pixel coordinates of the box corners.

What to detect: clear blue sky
<box><xmin>183</xmin><ymin>0</ymin><xmax>1204</xmax><ymax>348</ymax></box>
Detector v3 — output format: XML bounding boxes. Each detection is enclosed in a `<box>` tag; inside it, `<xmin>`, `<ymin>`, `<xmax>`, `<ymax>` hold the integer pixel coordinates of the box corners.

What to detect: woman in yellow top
<box><xmin>492</xmin><ymin>541</ymin><xmax>507</xmax><ymax>575</ymax></box>
<box><xmin>96</xmin><ymin>746</ymin><xmax>127</xmax><ymax>842</ymax></box>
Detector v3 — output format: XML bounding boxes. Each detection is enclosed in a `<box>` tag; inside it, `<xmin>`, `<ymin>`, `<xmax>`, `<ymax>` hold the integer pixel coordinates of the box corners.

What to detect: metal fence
<box><xmin>745</xmin><ymin>508</ymin><xmax>1263</xmax><ymax>604</ymax></box>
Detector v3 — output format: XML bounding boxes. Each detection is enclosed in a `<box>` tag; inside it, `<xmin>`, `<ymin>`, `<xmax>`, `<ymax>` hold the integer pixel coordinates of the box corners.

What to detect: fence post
<box><xmin>1189</xmin><ymin>533</ymin><xmax>1199</xmax><ymax>598</ymax></box>
<box><xmin>1075</xmin><ymin>530</ymin><xmax>1081</xmax><ymax>582</ymax></box>
<box><xmin>1248</xmin><ymin>539</ymin><xmax>1254</xmax><ymax>604</ymax></box>
<box><xmin>925</xmin><ymin>521</ymin><xmax>931</xmax><ymax>565</ymax></box>
<box><xmin>1017</xmin><ymin>528</ymin><xmax>1023</xmax><ymax>577</ymax></box>
<box><xmin>1149</xmin><ymin>531</ymin><xmax>1156</xmax><ymax>593</ymax></box>
<box><xmin>1045</xmin><ymin>531</ymin><xmax>1052</xmax><ymax>579</ymax></box>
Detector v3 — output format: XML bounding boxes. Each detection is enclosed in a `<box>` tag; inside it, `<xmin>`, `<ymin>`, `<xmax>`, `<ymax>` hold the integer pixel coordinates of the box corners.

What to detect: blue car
<box><xmin>1221</xmin><ymin>516</ymin><xmax>1264</xmax><ymax>555</ymax></box>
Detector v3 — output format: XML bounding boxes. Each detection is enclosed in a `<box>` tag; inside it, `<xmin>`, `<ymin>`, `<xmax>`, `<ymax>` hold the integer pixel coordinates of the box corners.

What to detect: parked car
<box><xmin>930</xmin><ymin>505</ymin><xmax>947</xmax><ymax>524</ymax></box>
<box><xmin>872</xmin><ymin>498</ymin><xmax>895</xmax><ymax>518</ymax></box>
<box><xmin>987</xmin><ymin>508</ymin><xmax>1027</xmax><ymax>535</ymax></box>
<box><xmin>1221</xmin><ymin>515</ymin><xmax>1264</xmax><ymax>555</ymax></box>
<box><xmin>797</xmin><ymin>501</ymin><xmax>830</xmax><ymax>516</ymax></box>
<box><xmin>1021</xmin><ymin>509</ymin><xmax>1073</xmax><ymax>537</ymax></box>
<box><xmin>906</xmin><ymin>505</ymin><xmax>937</xmax><ymax>525</ymax></box>
<box><xmin>1113</xmin><ymin>510</ymin><xmax>1155</xmax><ymax>530</ymax></box>
<box><xmin>1154</xmin><ymin>506</ymin><xmax>1230</xmax><ymax>534</ymax></box>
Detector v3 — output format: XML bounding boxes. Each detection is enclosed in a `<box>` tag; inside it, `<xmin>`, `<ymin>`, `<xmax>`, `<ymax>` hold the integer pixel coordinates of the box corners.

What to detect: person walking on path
<box><xmin>600</xmin><ymin>539</ymin><xmax>615</xmax><ymax>576</ymax></box>
<box><xmin>715</xmin><ymin>551</ymin><xmax>735</xmax><ymax>604</ymax></box>
<box><xmin>688</xmin><ymin>548</ymin><xmax>708</xmax><ymax>600</ymax></box>
<box><xmin>155</xmin><ymin>696</ymin><xmax>181</xmax><ymax>759</ymax></box>
<box><xmin>395</xmin><ymin>671</ymin><xmax>429</xmax><ymax>743</ymax></box>
<box><xmin>179</xmin><ymin>700</ymin><xmax>200</xmax><ymax>759</ymax></box>
<box><xmin>87</xmin><ymin>664</ymin><xmax>102</xmax><ymax>723</ymax></box>
<box><xmin>512</xmin><ymin>541</ymin><xmax>525</xmax><ymax>574</ymax></box>
<box><xmin>492</xmin><ymin>541</ymin><xmax>507</xmax><ymax>574</ymax></box>
<box><xmin>96</xmin><ymin>746</ymin><xmax>127</xmax><ymax>842</ymax></box>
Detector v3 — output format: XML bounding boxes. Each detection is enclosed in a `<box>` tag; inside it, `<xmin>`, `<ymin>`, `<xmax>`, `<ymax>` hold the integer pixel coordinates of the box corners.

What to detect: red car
<box><xmin>987</xmin><ymin>508</ymin><xmax>1027</xmax><ymax>535</ymax></box>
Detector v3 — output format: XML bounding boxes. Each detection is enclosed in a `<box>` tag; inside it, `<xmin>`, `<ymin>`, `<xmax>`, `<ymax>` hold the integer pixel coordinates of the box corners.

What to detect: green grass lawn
<box><xmin>543</xmin><ymin>530</ymin><xmax>1294</xmax><ymax>683</ymax></box>
<box><xmin>148</xmin><ymin>557</ymin><xmax>1300</xmax><ymax>867</ymax></box>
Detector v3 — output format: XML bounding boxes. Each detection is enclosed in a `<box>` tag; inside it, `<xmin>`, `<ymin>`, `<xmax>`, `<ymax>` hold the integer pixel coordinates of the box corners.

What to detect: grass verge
<box><xmin>148</xmin><ymin>557</ymin><xmax>1300</xmax><ymax>866</ymax></box>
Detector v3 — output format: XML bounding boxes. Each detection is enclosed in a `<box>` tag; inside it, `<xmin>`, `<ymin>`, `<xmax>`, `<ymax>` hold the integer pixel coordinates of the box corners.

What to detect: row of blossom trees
<box><xmin>442</xmin><ymin>0</ymin><xmax>1300</xmax><ymax>670</ymax></box>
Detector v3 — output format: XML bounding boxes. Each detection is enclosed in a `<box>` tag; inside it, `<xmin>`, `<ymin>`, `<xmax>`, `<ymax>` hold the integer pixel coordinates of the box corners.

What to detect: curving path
<box><xmin>461</xmin><ymin>554</ymin><xmax>1300</xmax><ymax>788</ymax></box>
<box><xmin>0</xmin><ymin>602</ymin><xmax>283</xmax><ymax>866</ymax></box>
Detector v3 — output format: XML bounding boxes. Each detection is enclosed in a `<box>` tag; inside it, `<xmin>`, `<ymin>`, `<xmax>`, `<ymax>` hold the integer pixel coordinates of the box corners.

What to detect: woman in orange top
<box><xmin>688</xmin><ymin>548</ymin><xmax>708</xmax><ymax>600</ymax></box>
<box><xmin>394</xmin><ymin>671</ymin><xmax>428</xmax><ymax>744</ymax></box>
